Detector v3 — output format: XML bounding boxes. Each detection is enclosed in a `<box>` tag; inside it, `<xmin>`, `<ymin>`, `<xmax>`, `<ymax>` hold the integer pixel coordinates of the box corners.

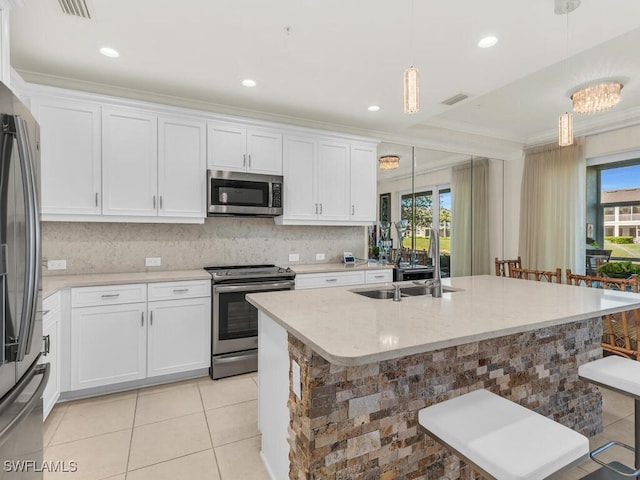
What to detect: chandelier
<box><xmin>379</xmin><ymin>155</ymin><xmax>400</xmax><ymax>170</ymax></box>
<box><xmin>571</xmin><ymin>82</ymin><xmax>623</xmax><ymax>114</ymax></box>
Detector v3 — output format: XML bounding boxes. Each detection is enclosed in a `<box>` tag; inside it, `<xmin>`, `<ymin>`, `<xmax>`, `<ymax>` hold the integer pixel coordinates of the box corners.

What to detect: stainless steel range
<box><xmin>205</xmin><ymin>264</ymin><xmax>295</xmax><ymax>379</ymax></box>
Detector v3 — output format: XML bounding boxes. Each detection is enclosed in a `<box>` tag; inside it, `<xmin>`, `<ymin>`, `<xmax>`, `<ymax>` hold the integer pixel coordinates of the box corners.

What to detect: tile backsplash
<box><xmin>42</xmin><ymin>218</ymin><xmax>366</xmax><ymax>275</ymax></box>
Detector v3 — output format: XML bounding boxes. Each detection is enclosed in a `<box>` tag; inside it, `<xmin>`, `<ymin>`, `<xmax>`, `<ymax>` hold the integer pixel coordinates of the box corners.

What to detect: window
<box><xmin>593</xmin><ymin>162</ymin><xmax>640</xmax><ymax>261</ymax></box>
<box><xmin>399</xmin><ymin>186</ymin><xmax>451</xmax><ymax>255</ymax></box>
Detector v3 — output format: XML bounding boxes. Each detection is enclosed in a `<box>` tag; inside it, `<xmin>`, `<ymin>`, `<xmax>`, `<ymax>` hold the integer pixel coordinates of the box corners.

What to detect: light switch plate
<box><xmin>47</xmin><ymin>259</ymin><xmax>66</xmax><ymax>270</ymax></box>
<box><xmin>145</xmin><ymin>257</ymin><xmax>161</xmax><ymax>267</ymax></box>
<box><xmin>291</xmin><ymin>360</ymin><xmax>301</xmax><ymax>399</ymax></box>
<box><xmin>288</xmin><ymin>253</ymin><xmax>300</xmax><ymax>262</ymax></box>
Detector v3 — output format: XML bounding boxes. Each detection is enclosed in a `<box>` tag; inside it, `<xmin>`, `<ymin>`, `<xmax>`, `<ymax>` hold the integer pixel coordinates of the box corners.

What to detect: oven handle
<box><xmin>213</xmin><ymin>281</ymin><xmax>294</xmax><ymax>294</ymax></box>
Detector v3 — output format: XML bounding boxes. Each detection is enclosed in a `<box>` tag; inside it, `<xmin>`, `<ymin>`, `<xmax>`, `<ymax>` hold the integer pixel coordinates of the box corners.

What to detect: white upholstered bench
<box><xmin>579</xmin><ymin>356</ymin><xmax>640</xmax><ymax>478</ymax></box>
<box><xmin>418</xmin><ymin>389</ymin><xmax>589</xmax><ymax>480</ymax></box>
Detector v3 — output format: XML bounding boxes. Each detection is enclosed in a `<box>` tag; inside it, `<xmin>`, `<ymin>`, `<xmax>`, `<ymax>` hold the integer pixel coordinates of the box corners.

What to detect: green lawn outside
<box><xmin>403</xmin><ymin>236</ymin><xmax>451</xmax><ymax>254</ymax></box>
<box><xmin>604</xmin><ymin>240</ymin><xmax>640</xmax><ymax>260</ymax></box>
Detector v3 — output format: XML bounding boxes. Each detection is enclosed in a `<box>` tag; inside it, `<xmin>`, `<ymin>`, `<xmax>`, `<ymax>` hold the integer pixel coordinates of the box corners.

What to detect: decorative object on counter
<box><xmin>494</xmin><ymin>256</ymin><xmax>522</xmax><ymax>277</ymax></box>
<box><xmin>378</xmin><ymin>221</ymin><xmax>392</xmax><ymax>264</ymax></box>
<box><xmin>597</xmin><ymin>260</ymin><xmax>639</xmax><ymax>279</ymax></box>
<box><xmin>394</xmin><ymin>220</ymin><xmax>409</xmax><ymax>266</ymax></box>
<box><xmin>379</xmin><ymin>192</ymin><xmax>390</xmax><ymax>223</ymax></box>
<box><xmin>378</xmin><ymin>155</ymin><xmax>399</xmax><ymax>170</ymax></box>
<box><xmin>572</xmin><ymin>82</ymin><xmax>623</xmax><ymax>114</ymax></box>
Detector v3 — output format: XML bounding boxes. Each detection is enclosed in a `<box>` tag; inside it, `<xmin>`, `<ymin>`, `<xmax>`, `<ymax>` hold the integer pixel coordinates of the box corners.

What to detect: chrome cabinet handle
<box><xmin>150</xmin><ymin>311</ymin><xmax>153</xmax><ymax>326</ymax></box>
<box><xmin>43</xmin><ymin>335</ymin><xmax>50</xmax><ymax>356</ymax></box>
<box><xmin>141</xmin><ymin>312</ymin><xmax>144</xmax><ymax>327</ymax></box>
<box><xmin>101</xmin><ymin>293</ymin><xmax>120</xmax><ymax>299</ymax></box>
<box><xmin>248</xmin><ymin>154</ymin><xmax>251</xmax><ymax>168</ymax></box>
<box><xmin>374</xmin><ymin>275</ymin><xmax>385</xmax><ymax>278</ymax></box>
<box><xmin>352</xmin><ymin>205</ymin><xmax>355</xmax><ymax>215</ymax></box>
<box><xmin>243</xmin><ymin>154</ymin><xmax>247</xmax><ymax>167</ymax></box>
<box><xmin>153</xmin><ymin>195</ymin><xmax>156</xmax><ymax>208</ymax></box>
<box><xmin>42</xmin><ymin>310</ymin><xmax>50</xmax><ymax>316</ymax></box>
<box><xmin>95</xmin><ymin>192</ymin><xmax>99</xmax><ymax>207</ymax></box>
<box><xmin>315</xmin><ymin>203</ymin><xmax>318</xmax><ymax>214</ymax></box>
<box><xmin>173</xmin><ymin>288</ymin><xmax>189</xmax><ymax>293</ymax></box>
<box><xmin>159</xmin><ymin>195</ymin><xmax>163</xmax><ymax>209</ymax></box>
<box><xmin>319</xmin><ymin>203</ymin><xmax>323</xmax><ymax>214</ymax></box>
<box><xmin>325</xmin><ymin>278</ymin><xmax>338</xmax><ymax>283</ymax></box>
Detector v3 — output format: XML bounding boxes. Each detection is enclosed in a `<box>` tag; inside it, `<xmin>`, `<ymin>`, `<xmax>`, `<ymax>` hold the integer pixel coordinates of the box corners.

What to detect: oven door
<box><xmin>212</xmin><ymin>281</ymin><xmax>293</xmax><ymax>355</ymax></box>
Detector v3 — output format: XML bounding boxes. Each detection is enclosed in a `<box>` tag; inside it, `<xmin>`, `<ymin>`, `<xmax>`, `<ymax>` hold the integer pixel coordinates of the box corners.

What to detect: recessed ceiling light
<box><xmin>241</xmin><ymin>79</ymin><xmax>257</xmax><ymax>88</ymax></box>
<box><xmin>478</xmin><ymin>36</ymin><xmax>498</xmax><ymax>48</ymax></box>
<box><xmin>368</xmin><ymin>105</ymin><xmax>380</xmax><ymax>112</ymax></box>
<box><xmin>99</xmin><ymin>47</ymin><xmax>120</xmax><ymax>58</ymax></box>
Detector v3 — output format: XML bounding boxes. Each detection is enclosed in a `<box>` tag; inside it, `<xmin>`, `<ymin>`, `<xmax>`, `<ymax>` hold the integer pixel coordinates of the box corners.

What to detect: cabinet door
<box><xmin>349</xmin><ymin>144</ymin><xmax>377</xmax><ymax>221</ymax></box>
<box><xmin>41</xmin><ymin>309</ymin><xmax>60</xmax><ymax>419</ymax></box>
<box><xmin>158</xmin><ymin>116</ymin><xmax>206</xmax><ymax>218</ymax></box>
<box><xmin>102</xmin><ymin>108</ymin><xmax>158</xmax><ymax>216</ymax></box>
<box><xmin>281</xmin><ymin>135</ymin><xmax>317</xmax><ymax>221</ymax></box>
<box><xmin>247</xmin><ymin>128</ymin><xmax>282</xmax><ymax>175</ymax></box>
<box><xmin>70</xmin><ymin>303</ymin><xmax>146</xmax><ymax>390</ymax></box>
<box><xmin>33</xmin><ymin>98</ymin><xmax>101</xmax><ymax>215</ymax></box>
<box><xmin>147</xmin><ymin>297</ymin><xmax>211</xmax><ymax>377</ymax></box>
<box><xmin>317</xmin><ymin>141</ymin><xmax>350</xmax><ymax>221</ymax></box>
<box><xmin>207</xmin><ymin>122</ymin><xmax>247</xmax><ymax>172</ymax></box>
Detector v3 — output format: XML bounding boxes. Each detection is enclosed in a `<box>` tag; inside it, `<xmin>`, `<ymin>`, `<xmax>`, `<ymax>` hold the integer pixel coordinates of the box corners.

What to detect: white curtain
<box><xmin>519</xmin><ymin>140</ymin><xmax>585</xmax><ymax>274</ymax></box>
<box><xmin>451</xmin><ymin>158</ymin><xmax>490</xmax><ymax>276</ymax></box>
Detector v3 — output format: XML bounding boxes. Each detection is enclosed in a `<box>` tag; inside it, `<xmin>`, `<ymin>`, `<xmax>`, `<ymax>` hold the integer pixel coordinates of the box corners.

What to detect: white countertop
<box><xmin>42</xmin><ymin>269</ymin><xmax>211</xmax><ymax>298</ymax></box>
<box><xmin>290</xmin><ymin>262</ymin><xmax>394</xmax><ymax>274</ymax></box>
<box><xmin>247</xmin><ymin>275</ymin><xmax>640</xmax><ymax>366</ymax></box>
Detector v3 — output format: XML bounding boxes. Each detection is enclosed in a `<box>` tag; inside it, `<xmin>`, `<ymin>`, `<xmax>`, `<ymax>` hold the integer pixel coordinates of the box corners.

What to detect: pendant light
<box><xmin>557</xmin><ymin>1</ymin><xmax>579</xmax><ymax>146</ymax></box>
<box><xmin>403</xmin><ymin>0</ymin><xmax>419</xmax><ymax>114</ymax></box>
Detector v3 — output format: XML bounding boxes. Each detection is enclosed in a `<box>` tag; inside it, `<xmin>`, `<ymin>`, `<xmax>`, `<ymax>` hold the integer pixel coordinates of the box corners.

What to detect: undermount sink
<box><xmin>352</xmin><ymin>285</ymin><xmax>459</xmax><ymax>299</ymax></box>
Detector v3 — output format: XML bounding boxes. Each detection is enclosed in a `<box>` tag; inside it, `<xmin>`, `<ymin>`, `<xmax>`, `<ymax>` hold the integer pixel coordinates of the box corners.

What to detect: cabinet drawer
<box><xmin>72</xmin><ymin>283</ymin><xmax>147</xmax><ymax>307</ymax></box>
<box><xmin>365</xmin><ymin>269</ymin><xmax>393</xmax><ymax>284</ymax></box>
<box><xmin>295</xmin><ymin>271</ymin><xmax>365</xmax><ymax>290</ymax></box>
<box><xmin>148</xmin><ymin>280</ymin><xmax>210</xmax><ymax>301</ymax></box>
<box><xmin>43</xmin><ymin>291</ymin><xmax>61</xmax><ymax>314</ymax></box>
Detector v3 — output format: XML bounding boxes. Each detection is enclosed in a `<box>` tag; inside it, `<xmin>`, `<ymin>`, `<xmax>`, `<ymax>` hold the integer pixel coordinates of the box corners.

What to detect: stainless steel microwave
<box><xmin>207</xmin><ymin>170</ymin><xmax>283</xmax><ymax>217</ymax></box>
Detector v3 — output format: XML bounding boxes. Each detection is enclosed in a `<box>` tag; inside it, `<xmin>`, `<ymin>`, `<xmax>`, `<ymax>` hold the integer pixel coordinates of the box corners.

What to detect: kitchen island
<box><xmin>247</xmin><ymin>275</ymin><xmax>640</xmax><ymax>480</ymax></box>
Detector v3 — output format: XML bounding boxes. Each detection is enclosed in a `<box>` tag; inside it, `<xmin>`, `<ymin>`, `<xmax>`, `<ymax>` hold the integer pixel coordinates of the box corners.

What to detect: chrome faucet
<box><xmin>413</xmin><ymin>226</ymin><xmax>442</xmax><ymax>297</ymax></box>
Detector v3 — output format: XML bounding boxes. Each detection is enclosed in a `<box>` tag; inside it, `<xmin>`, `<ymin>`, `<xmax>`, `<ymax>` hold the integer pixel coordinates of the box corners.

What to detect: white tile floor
<box><xmin>43</xmin><ymin>374</ymin><xmax>635</xmax><ymax>480</ymax></box>
<box><xmin>43</xmin><ymin>373</ymin><xmax>270</xmax><ymax>480</ymax></box>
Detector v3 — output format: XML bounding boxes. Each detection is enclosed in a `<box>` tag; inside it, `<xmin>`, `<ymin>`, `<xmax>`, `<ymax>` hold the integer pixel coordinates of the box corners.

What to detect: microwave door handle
<box><xmin>214</xmin><ymin>281</ymin><xmax>294</xmax><ymax>294</ymax></box>
<box><xmin>13</xmin><ymin>116</ymin><xmax>39</xmax><ymax>360</ymax></box>
<box><xmin>268</xmin><ymin>181</ymin><xmax>273</xmax><ymax>208</ymax></box>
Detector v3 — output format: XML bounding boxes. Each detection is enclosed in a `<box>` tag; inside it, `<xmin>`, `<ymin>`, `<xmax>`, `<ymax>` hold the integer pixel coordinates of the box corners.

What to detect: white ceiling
<box><xmin>9</xmin><ymin>0</ymin><xmax>640</xmax><ymax>158</ymax></box>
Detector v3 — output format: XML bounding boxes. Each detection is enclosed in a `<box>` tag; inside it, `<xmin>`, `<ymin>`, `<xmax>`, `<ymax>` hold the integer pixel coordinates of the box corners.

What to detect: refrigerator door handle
<box><xmin>13</xmin><ymin>116</ymin><xmax>40</xmax><ymax>360</ymax></box>
<box><xmin>0</xmin><ymin>360</ymin><xmax>49</xmax><ymax>449</ymax></box>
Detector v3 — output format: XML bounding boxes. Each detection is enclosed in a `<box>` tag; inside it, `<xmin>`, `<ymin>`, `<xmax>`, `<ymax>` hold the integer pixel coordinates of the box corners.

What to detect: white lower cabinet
<box><xmin>147</xmin><ymin>296</ymin><xmax>210</xmax><ymax>377</ymax></box>
<box><xmin>71</xmin><ymin>302</ymin><xmax>147</xmax><ymax>390</ymax></box>
<box><xmin>69</xmin><ymin>280</ymin><xmax>210</xmax><ymax>392</ymax></box>
<box><xmin>41</xmin><ymin>292</ymin><xmax>61</xmax><ymax>419</ymax></box>
<box><xmin>294</xmin><ymin>268</ymin><xmax>392</xmax><ymax>290</ymax></box>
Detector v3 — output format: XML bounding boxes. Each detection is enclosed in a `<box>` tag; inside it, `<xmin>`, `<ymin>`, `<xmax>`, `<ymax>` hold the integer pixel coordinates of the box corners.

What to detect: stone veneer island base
<box><xmin>250</xmin><ymin>276</ymin><xmax>640</xmax><ymax>480</ymax></box>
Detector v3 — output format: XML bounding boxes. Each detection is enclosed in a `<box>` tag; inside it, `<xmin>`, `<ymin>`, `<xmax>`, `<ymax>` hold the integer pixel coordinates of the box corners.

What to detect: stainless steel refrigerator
<box><xmin>0</xmin><ymin>81</ymin><xmax>48</xmax><ymax>479</ymax></box>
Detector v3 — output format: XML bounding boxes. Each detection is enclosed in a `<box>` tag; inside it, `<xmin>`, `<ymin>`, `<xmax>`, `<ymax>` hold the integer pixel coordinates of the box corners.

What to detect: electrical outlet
<box><xmin>145</xmin><ymin>257</ymin><xmax>161</xmax><ymax>267</ymax></box>
<box><xmin>47</xmin><ymin>259</ymin><xmax>66</xmax><ymax>271</ymax></box>
<box><xmin>288</xmin><ymin>253</ymin><xmax>300</xmax><ymax>262</ymax></box>
<box><xmin>315</xmin><ymin>253</ymin><xmax>325</xmax><ymax>261</ymax></box>
<box><xmin>291</xmin><ymin>360</ymin><xmax>301</xmax><ymax>399</ymax></box>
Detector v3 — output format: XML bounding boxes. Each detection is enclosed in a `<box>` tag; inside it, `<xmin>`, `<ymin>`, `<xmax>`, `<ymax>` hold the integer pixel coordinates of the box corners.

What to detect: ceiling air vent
<box><xmin>57</xmin><ymin>0</ymin><xmax>91</xmax><ymax>19</ymax></box>
<box><xmin>441</xmin><ymin>93</ymin><xmax>469</xmax><ymax>106</ymax></box>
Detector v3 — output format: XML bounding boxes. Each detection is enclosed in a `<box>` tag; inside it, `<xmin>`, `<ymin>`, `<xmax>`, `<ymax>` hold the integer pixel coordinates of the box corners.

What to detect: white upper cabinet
<box><xmin>281</xmin><ymin>135</ymin><xmax>317</xmax><ymax>221</ymax></box>
<box><xmin>208</xmin><ymin>122</ymin><xmax>282</xmax><ymax>175</ymax></box>
<box><xmin>33</xmin><ymin>97</ymin><xmax>101</xmax><ymax>215</ymax></box>
<box><xmin>102</xmin><ymin>108</ymin><xmax>158</xmax><ymax>216</ymax></box>
<box><xmin>317</xmin><ymin>141</ymin><xmax>350</xmax><ymax>221</ymax></box>
<box><xmin>158</xmin><ymin>116</ymin><xmax>206</xmax><ymax>218</ymax></box>
<box><xmin>277</xmin><ymin>135</ymin><xmax>377</xmax><ymax>225</ymax></box>
<box><xmin>349</xmin><ymin>144</ymin><xmax>377</xmax><ymax>222</ymax></box>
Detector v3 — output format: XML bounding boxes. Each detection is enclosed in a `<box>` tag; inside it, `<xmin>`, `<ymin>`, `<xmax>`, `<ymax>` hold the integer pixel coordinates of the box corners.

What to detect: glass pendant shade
<box><xmin>403</xmin><ymin>67</ymin><xmax>419</xmax><ymax>114</ymax></box>
<box><xmin>379</xmin><ymin>155</ymin><xmax>400</xmax><ymax>170</ymax></box>
<box><xmin>558</xmin><ymin>112</ymin><xmax>573</xmax><ymax>146</ymax></box>
<box><xmin>571</xmin><ymin>82</ymin><xmax>622</xmax><ymax>114</ymax></box>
